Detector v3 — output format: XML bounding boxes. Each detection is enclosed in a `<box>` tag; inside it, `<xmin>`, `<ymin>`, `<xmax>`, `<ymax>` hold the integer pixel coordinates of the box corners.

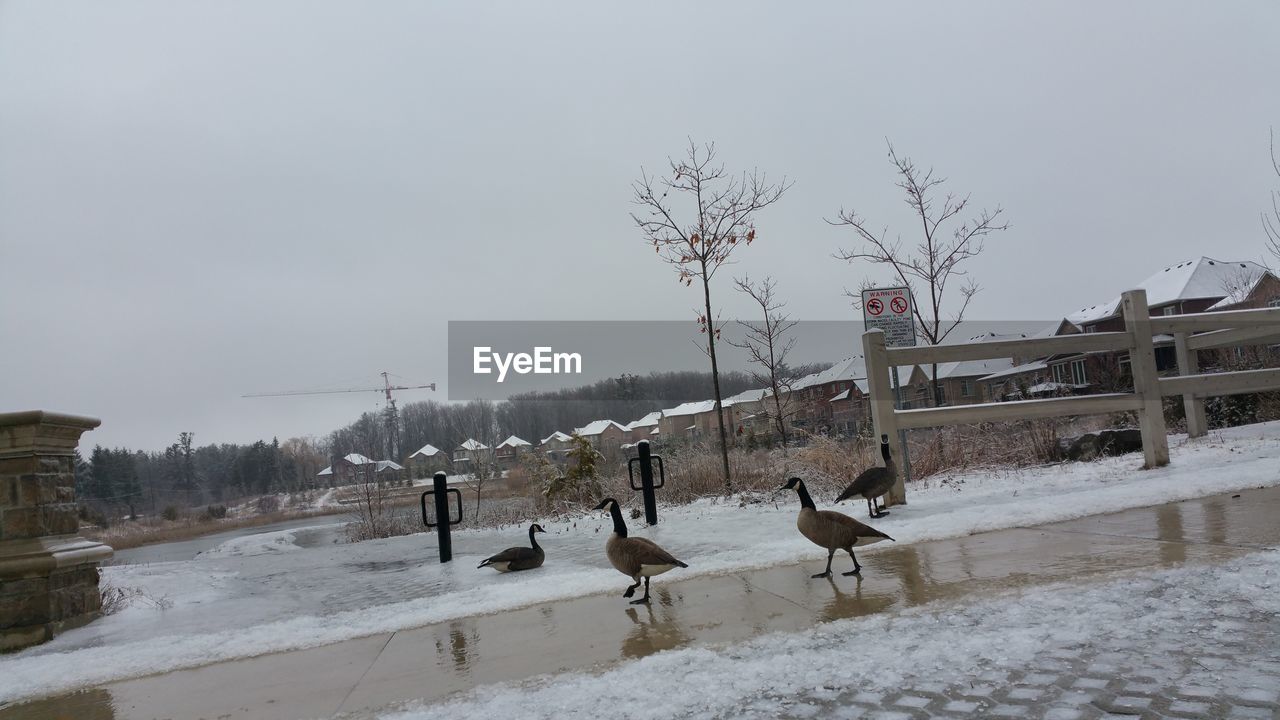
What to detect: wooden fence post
<box><xmin>862</xmin><ymin>328</ymin><xmax>906</xmax><ymax>505</ymax></box>
<box><xmin>1173</xmin><ymin>331</ymin><xmax>1208</xmax><ymax>438</ymax></box>
<box><xmin>1121</xmin><ymin>289</ymin><xmax>1171</xmax><ymax>468</ymax></box>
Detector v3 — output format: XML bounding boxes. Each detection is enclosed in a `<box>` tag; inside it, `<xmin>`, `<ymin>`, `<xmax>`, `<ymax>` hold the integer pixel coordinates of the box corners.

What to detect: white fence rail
<box><xmin>863</xmin><ymin>289</ymin><xmax>1280</xmax><ymax>507</ymax></box>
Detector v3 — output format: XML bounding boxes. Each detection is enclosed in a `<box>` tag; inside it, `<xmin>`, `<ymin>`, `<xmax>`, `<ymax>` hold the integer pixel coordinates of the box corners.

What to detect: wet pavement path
<box><xmin>4</xmin><ymin>487</ymin><xmax>1278</xmax><ymax>720</ymax></box>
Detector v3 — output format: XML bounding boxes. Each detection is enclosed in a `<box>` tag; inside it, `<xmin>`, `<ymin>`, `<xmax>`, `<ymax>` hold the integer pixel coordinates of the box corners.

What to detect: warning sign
<box><xmin>861</xmin><ymin>287</ymin><xmax>917</xmax><ymax>348</ymax></box>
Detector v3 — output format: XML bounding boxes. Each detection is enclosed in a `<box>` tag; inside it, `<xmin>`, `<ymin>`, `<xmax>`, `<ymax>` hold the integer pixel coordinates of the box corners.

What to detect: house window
<box><xmin>1084</xmin><ymin>325</ymin><xmax>1096</xmax><ymax>333</ymax></box>
<box><xmin>1070</xmin><ymin>359</ymin><xmax>1087</xmax><ymax>385</ymax></box>
<box><xmin>1162</xmin><ymin>306</ymin><xmax>1177</xmax><ymax>316</ymax></box>
<box><xmin>1052</xmin><ymin>363</ymin><xmax>1068</xmax><ymax>384</ymax></box>
<box><xmin>1268</xmin><ymin>296</ymin><xmax>1280</xmax><ymax>308</ymax></box>
<box><xmin>960</xmin><ymin>379</ymin><xmax>973</xmax><ymax>397</ymax></box>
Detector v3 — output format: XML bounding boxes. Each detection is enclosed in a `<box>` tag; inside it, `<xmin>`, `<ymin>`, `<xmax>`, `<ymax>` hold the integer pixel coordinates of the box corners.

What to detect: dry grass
<box><xmin>100</xmin><ymin>582</ymin><xmax>173</xmax><ymax>615</ymax></box>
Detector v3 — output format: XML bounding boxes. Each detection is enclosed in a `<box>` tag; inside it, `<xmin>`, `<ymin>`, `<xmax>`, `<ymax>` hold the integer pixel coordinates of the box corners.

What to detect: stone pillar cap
<box><xmin>0</xmin><ymin>411</ymin><xmax>102</xmax><ymax>430</ymax></box>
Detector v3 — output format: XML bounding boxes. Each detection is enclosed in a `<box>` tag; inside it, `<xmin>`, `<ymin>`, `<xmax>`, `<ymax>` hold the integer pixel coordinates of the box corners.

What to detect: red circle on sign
<box><xmin>867</xmin><ymin>298</ymin><xmax>884</xmax><ymax>315</ymax></box>
<box><xmin>890</xmin><ymin>297</ymin><xmax>908</xmax><ymax>314</ymax></box>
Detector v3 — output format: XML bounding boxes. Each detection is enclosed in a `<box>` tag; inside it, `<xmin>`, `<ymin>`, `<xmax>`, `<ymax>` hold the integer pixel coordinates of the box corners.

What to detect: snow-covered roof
<box><xmin>967</xmin><ymin>331</ymin><xmax>1029</xmax><ymax>343</ymax></box>
<box><xmin>722</xmin><ymin>388</ymin><xmax>770</xmax><ymax>407</ymax></box>
<box><xmin>979</xmin><ymin>359</ymin><xmax>1048</xmax><ymax>382</ymax></box>
<box><xmin>375</xmin><ymin>460</ymin><xmax>403</xmax><ymax>472</ymax></box>
<box><xmin>1027</xmin><ymin>382</ymin><xmax>1087</xmax><ymax>394</ymax></box>
<box><xmin>344</xmin><ymin>453</ymin><xmax>374</xmax><ymax>465</ymax></box>
<box><xmin>923</xmin><ymin>358</ymin><xmax>1016</xmax><ymax>381</ymax></box>
<box><xmin>573</xmin><ymin>419</ymin><xmax>628</xmax><ymax>437</ymax></box>
<box><xmin>650</xmin><ymin>427</ymin><xmax>660</xmax><ymax>435</ymax></box>
<box><xmin>317</xmin><ymin>466</ymin><xmax>333</xmax><ymax>476</ymax></box>
<box><xmin>458</xmin><ymin>438</ymin><xmax>488</xmax><ymax>451</ymax></box>
<box><xmin>1207</xmin><ymin>269</ymin><xmax>1277</xmax><ymax>310</ymax></box>
<box><xmin>625</xmin><ymin>411</ymin><xmax>662</xmax><ymax>430</ymax></box>
<box><xmin>540</xmin><ymin>431</ymin><xmax>572</xmax><ymax>445</ymax></box>
<box><xmin>408</xmin><ymin>443</ymin><xmax>442</xmax><ymax>458</ymax></box>
<box><xmin>496</xmin><ymin>435</ymin><xmax>531</xmax><ymax>449</ymax></box>
<box><xmin>791</xmin><ymin>357</ymin><xmax>865</xmax><ymax>391</ymax></box>
<box><xmin>1066</xmin><ymin>258</ymin><xmax>1270</xmax><ymax>325</ymax></box>
<box><xmin>829</xmin><ymin>389</ymin><xmax>851</xmax><ymax>402</ymax></box>
<box><xmin>663</xmin><ymin>400</ymin><xmax>717</xmax><ymax>417</ymax></box>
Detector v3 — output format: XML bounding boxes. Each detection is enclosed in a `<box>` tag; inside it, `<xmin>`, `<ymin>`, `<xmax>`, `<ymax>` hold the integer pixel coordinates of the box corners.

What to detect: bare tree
<box><xmin>830</xmin><ymin>140</ymin><xmax>1009</xmax><ymax>405</ymax></box>
<box><xmin>729</xmin><ymin>276</ymin><xmax>798</xmax><ymax>447</ymax></box>
<box><xmin>1265</xmin><ymin>128</ymin><xmax>1280</xmax><ymax>266</ymax></box>
<box><xmin>631</xmin><ymin>140</ymin><xmax>790</xmax><ymax>490</ymax></box>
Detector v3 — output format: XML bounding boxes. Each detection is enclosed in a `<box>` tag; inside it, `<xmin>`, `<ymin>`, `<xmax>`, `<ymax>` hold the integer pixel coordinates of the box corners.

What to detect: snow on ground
<box><xmin>380</xmin><ymin>549</ymin><xmax>1280</xmax><ymax>720</ymax></box>
<box><xmin>2</xmin><ymin>423</ymin><xmax>1279</xmax><ymax>704</ymax></box>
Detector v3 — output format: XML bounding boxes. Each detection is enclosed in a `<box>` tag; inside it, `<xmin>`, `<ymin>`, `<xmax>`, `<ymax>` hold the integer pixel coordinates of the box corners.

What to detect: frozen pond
<box><xmin>107</xmin><ymin>514</ymin><xmax>349</xmax><ymax>565</ymax></box>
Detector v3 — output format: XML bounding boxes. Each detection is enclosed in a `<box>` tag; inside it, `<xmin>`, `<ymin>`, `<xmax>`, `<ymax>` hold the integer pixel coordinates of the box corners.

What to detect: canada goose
<box><xmin>782</xmin><ymin>477</ymin><xmax>894</xmax><ymax>578</ymax></box>
<box><xmin>835</xmin><ymin>434</ymin><xmax>899</xmax><ymax>519</ymax></box>
<box><xmin>593</xmin><ymin>498</ymin><xmax>688</xmax><ymax>604</ymax></box>
<box><xmin>477</xmin><ymin>523</ymin><xmax>547</xmax><ymax>572</ymax></box>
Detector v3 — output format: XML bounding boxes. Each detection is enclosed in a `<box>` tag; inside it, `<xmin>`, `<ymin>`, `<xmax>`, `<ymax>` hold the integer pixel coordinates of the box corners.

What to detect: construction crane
<box><xmin>244</xmin><ymin>372</ymin><xmax>436</xmax><ymax>459</ymax></box>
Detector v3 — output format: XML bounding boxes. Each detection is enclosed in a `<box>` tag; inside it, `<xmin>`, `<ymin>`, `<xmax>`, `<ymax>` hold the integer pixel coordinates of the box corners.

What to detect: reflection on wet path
<box><xmin>5</xmin><ymin>487</ymin><xmax>1278</xmax><ymax>720</ymax></box>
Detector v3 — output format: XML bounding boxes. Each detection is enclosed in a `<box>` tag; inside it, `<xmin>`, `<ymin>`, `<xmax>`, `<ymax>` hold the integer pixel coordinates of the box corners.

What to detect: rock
<box><xmin>1060</xmin><ymin>428</ymin><xmax>1144</xmax><ymax>461</ymax></box>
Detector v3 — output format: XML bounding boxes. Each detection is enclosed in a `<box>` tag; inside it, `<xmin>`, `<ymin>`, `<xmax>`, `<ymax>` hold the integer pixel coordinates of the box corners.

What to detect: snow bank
<box><xmin>382</xmin><ymin>549</ymin><xmax>1280</xmax><ymax>720</ymax></box>
<box><xmin>194</xmin><ymin>528</ymin><xmax>302</xmax><ymax>559</ymax></box>
<box><xmin>1</xmin><ymin>422</ymin><xmax>1278</xmax><ymax>704</ymax></box>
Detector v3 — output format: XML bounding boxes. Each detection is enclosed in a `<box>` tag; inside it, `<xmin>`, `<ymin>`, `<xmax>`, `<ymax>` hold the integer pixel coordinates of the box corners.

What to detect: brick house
<box><xmin>494</xmin><ymin>435</ymin><xmax>532</xmax><ymax>466</ymax></box>
<box><xmin>982</xmin><ymin>257</ymin><xmax>1278</xmax><ymax>398</ymax></box>
<box><xmin>405</xmin><ymin>443</ymin><xmax>448</xmax><ymax>478</ymax></box>
<box><xmin>659</xmin><ymin>400</ymin><xmax>718</xmax><ymax>441</ymax></box>
<box><xmin>572</xmin><ymin>420</ymin><xmax>629</xmax><ymax>455</ymax></box>
<box><xmin>624</xmin><ymin>412</ymin><xmax>662</xmax><ymax>444</ymax></box>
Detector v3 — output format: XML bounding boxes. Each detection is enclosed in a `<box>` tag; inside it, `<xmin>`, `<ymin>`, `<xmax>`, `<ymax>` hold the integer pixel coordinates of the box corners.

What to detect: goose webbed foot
<box><xmin>629</xmin><ymin>595</ymin><xmax>651</xmax><ymax>605</ymax></box>
<box><xmin>841</xmin><ymin>568</ymin><xmax>862</xmax><ymax>576</ymax></box>
<box><xmin>871</xmin><ymin>510</ymin><xmax>889</xmax><ymax>519</ymax></box>
<box><xmin>623</xmin><ymin>584</ymin><xmax>638</xmax><ymax>598</ymax></box>
<box><xmin>811</xmin><ymin>570</ymin><xmax>832</xmax><ymax>579</ymax></box>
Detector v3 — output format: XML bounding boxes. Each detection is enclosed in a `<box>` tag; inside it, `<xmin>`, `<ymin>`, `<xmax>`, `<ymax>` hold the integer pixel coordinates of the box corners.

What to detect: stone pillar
<box><xmin>0</xmin><ymin>411</ymin><xmax>113</xmax><ymax>652</ymax></box>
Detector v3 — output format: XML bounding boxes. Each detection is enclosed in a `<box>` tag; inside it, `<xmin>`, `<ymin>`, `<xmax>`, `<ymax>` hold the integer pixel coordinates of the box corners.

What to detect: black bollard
<box><xmin>627</xmin><ymin>440</ymin><xmax>665</xmax><ymax>525</ymax></box>
<box><xmin>421</xmin><ymin>471</ymin><xmax>463</xmax><ymax>563</ymax></box>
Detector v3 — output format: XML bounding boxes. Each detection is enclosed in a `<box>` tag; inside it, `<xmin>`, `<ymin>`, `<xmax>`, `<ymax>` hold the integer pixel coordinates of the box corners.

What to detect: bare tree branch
<box><xmin>828</xmin><ymin>139</ymin><xmax>1009</xmax><ymax>405</ymax></box>
<box><xmin>631</xmin><ymin>141</ymin><xmax>791</xmax><ymax>487</ymax></box>
<box><xmin>728</xmin><ymin>275</ymin><xmax>798</xmax><ymax>447</ymax></box>
<box><xmin>1265</xmin><ymin>127</ymin><xmax>1280</xmax><ymax>267</ymax></box>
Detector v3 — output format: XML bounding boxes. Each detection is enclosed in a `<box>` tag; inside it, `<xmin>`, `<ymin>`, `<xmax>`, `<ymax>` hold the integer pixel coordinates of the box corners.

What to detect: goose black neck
<box><xmin>795</xmin><ymin>481</ymin><xmax>816</xmax><ymax>510</ymax></box>
<box><xmin>880</xmin><ymin>440</ymin><xmax>892</xmax><ymax>464</ymax></box>
<box><xmin>608</xmin><ymin>503</ymin><xmax>628</xmax><ymax>537</ymax></box>
<box><xmin>528</xmin><ymin>526</ymin><xmax>541</xmax><ymax>550</ymax></box>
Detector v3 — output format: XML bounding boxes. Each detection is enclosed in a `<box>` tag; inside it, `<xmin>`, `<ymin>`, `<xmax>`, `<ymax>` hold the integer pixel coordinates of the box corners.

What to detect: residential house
<box><xmin>453</xmin><ymin>439</ymin><xmax>492</xmax><ymax>473</ymax></box>
<box><xmin>572</xmin><ymin>420</ymin><xmax>629</xmax><ymax>456</ymax></box>
<box><xmin>494</xmin><ymin>435</ymin><xmax>532</xmax><ymax>466</ymax></box>
<box><xmin>316</xmin><ymin>453</ymin><xmax>405</xmax><ymax>486</ymax></box>
<box><xmin>982</xmin><ymin>257</ymin><xmax>1279</xmax><ymax>398</ymax></box>
<box><xmin>539</xmin><ymin>431</ymin><xmax>574</xmax><ymax>461</ymax></box>
<box><xmin>722</xmin><ymin>388</ymin><xmax>771</xmax><ymax>437</ymax></box>
<box><xmin>623</xmin><ymin>412</ymin><xmax>662</xmax><ymax>444</ymax></box>
<box><xmin>659</xmin><ymin>400</ymin><xmax>719</xmax><ymax>441</ymax></box>
<box><xmin>405</xmin><ymin>443</ymin><xmax>448</xmax><ymax>478</ymax></box>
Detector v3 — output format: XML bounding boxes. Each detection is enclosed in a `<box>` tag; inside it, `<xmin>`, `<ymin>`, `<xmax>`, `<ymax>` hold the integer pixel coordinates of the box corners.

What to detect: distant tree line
<box><xmin>75</xmin><ymin>433</ymin><xmax>327</xmax><ymax>516</ymax></box>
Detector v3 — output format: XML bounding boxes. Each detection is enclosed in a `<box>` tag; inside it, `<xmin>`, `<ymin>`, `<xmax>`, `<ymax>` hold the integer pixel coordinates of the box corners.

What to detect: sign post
<box><xmin>861</xmin><ymin>287</ymin><xmax>915</xmax><ymax>500</ymax></box>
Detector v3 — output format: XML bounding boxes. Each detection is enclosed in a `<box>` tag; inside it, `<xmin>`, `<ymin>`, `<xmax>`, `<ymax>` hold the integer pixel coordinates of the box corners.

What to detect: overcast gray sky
<box><xmin>2</xmin><ymin>1</ymin><xmax>1278</xmax><ymax>451</ymax></box>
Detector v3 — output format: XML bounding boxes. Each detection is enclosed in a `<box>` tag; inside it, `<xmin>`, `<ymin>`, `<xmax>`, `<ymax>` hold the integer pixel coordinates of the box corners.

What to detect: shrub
<box><xmin>255</xmin><ymin>495</ymin><xmax>281</xmax><ymax>514</ymax></box>
<box><xmin>160</xmin><ymin>505</ymin><xmax>181</xmax><ymax>522</ymax></box>
<box><xmin>202</xmin><ymin>504</ymin><xmax>228</xmax><ymax>520</ymax></box>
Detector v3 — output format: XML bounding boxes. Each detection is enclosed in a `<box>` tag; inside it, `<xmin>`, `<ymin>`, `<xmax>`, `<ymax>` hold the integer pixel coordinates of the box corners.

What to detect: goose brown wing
<box><xmin>624</xmin><ymin>537</ymin><xmax>688</xmax><ymax>567</ymax></box>
<box><xmin>836</xmin><ymin>467</ymin><xmax>893</xmax><ymax>502</ymax></box>
<box><xmin>816</xmin><ymin>509</ymin><xmax>894</xmax><ymax>540</ymax></box>
<box><xmin>482</xmin><ymin>546</ymin><xmax>536</xmax><ymax>564</ymax></box>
